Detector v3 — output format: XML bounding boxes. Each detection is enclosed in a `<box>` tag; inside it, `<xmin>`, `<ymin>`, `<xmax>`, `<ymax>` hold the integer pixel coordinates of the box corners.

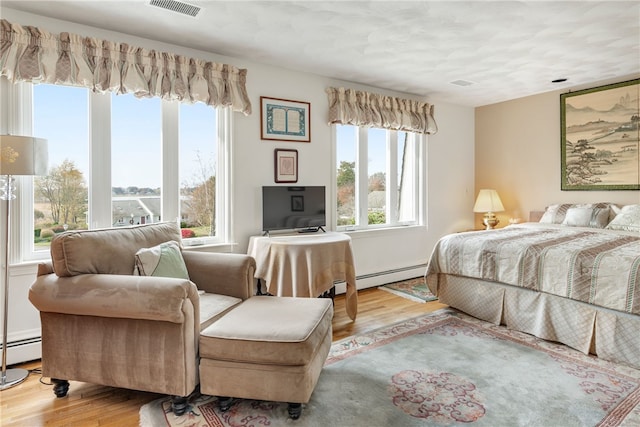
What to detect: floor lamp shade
<box><xmin>0</xmin><ymin>135</ymin><xmax>48</xmax><ymax>390</ymax></box>
<box><xmin>0</xmin><ymin>135</ymin><xmax>48</xmax><ymax>176</ymax></box>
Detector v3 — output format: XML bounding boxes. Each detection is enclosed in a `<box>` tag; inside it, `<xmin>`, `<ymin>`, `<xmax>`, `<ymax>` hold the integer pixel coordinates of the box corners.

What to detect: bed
<box><xmin>425</xmin><ymin>203</ymin><xmax>640</xmax><ymax>369</ymax></box>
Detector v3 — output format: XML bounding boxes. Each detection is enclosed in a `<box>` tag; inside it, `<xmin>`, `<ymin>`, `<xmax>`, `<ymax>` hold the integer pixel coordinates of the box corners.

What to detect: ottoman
<box><xmin>199</xmin><ymin>296</ymin><xmax>333</xmax><ymax>419</ymax></box>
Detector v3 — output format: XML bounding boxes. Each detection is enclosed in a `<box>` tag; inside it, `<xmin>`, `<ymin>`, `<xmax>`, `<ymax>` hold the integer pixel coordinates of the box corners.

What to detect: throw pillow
<box><xmin>539</xmin><ymin>202</ymin><xmax>612</xmax><ymax>224</ymax></box>
<box><xmin>605</xmin><ymin>205</ymin><xmax>640</xmax><ymax>233</ymax></box>
<box><xmin>134</xmin><ymin>240</ymin><xmax>190</xmax><ymax>279</ymax></box>
<box><xmin>561</xmin><ymin>206</ymin><xmax>610</xmax><ymax>228</ymax></box>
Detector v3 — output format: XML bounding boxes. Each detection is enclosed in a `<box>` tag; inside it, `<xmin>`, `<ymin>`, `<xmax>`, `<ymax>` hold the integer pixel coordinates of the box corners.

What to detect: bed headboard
<box><xmin>529</xmin><ymin>211</ymin><xmax>544</xmax><ymax>222</ymax></box>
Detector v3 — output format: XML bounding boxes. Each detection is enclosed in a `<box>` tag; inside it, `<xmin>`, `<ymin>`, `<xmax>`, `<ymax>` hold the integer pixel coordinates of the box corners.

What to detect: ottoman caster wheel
<box><xmin>52</xmin><ymin>379</ymin><xmax>70</xmax><ymax>398</ymax></box>
<box><xmin>171</xmin><ymin>396</ymin><xmax>188</xmax><ymax>416</ymax></box>
<box><xmin>218</xmin><ymin>396</ymin><xmax>235</xmax><ymax>412</ymax></box>
<box><xmin>288</xmin><ymin>403</ymin><xmax>302</xmax><ymax>419</ymax></box>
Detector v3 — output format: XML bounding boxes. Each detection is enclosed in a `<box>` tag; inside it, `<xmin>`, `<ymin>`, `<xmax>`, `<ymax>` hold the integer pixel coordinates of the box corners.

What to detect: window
<box><xmin>335</xmin><ymin>124</ymin><xmax>423</xmax><ymax>230</ymax></box>
<box><xmin>178</xmin><ymin>103</ymin><xmax>218</xmax><ymax>240</ymax></box>
<box><xmin>111</xmin><ymin>93</ymin><xmax>162</xmax><ymax>227</ymax></box>
<box><xmin>9</xmin><ymin>80</ymin><xmax>230</xmax><ymax>261</ymax></box>
<box><xmin>33</xmin><ymin>84</ymin><xmax>89</xmax><ymax>252</ymax></box>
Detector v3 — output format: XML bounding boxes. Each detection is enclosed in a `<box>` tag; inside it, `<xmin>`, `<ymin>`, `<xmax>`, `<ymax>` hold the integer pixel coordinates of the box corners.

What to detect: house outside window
<box><xmin>11</xmin><ymin>81</ymin><xmax>229</xmax><ymax>261</ymax></box>
<box><xmin>335</xmin><ymin>124</ymin><xmax>424</xmax><ymax>230</ymax></box>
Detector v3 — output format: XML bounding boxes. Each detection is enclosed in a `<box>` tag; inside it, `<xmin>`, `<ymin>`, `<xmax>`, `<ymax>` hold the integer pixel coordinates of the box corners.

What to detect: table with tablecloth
<box><xmin>247</xmin><ymin>232</ymin><xmax>358</xmax><ymax>320</ymax></box>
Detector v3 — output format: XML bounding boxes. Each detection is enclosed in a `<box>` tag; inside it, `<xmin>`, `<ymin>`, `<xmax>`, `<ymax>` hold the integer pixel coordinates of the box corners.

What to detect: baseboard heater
<box><xmin>2</xmin><ymin>336</ymin><xmax>42</xmax><ymax>365</ymax></box>
<box><xmin>332</xmin><ymin>264</ymin><xmax>428</xmax><ymax>295</ymax></box>
<box><xmin>354</xmin><ymin>263</ymin><xmax>428</xmax><ymax>281</ymax></box>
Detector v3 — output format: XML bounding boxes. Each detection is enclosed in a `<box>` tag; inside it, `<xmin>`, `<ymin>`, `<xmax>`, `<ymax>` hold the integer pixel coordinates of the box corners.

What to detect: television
<box><xmin>262</xmin><ymin>186</ymin><xmax>326</xmax><ymax>233</ymax></box>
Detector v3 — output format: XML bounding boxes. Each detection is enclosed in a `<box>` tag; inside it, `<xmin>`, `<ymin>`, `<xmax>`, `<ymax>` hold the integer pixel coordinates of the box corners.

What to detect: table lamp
<box><xmin>473</xmin><ymin>189</ymin><xmax>504</xmax><ymax>230</ymax></box>
<box><xmin>0</xmin><ymin>135</ymin><xmax>48</xmax><ymax>390</ymax></box>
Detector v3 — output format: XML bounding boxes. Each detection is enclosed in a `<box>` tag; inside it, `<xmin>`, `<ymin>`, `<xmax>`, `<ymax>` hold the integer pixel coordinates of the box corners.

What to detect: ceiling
<box><xmin>2</xmin><ymin>0</ymin><xmax>639</xmax><ymax>107</ymax></box>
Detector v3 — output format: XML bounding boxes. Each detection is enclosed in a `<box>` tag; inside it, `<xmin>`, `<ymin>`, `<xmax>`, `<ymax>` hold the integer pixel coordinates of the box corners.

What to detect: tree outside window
<box><xmin>335</xmin><ymin>124</ymin><xmax>422</xmax><ymax>230</ymax></box>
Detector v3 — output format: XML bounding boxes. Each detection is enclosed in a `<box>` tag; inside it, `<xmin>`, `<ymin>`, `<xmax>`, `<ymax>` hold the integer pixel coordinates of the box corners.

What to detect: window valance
<box><xmin>326</xmin><ymin>87</ymin><xmax>437</xmax><ymax>134</ymax></box>
<box><xmin>0</xmin><ymin>19</ymin><xmax>252</xmax><ymax>115</ymax></box>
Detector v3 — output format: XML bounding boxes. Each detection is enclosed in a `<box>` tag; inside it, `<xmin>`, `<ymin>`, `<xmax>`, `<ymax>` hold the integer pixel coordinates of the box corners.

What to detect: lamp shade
<box><xmin>473</xmin><ymin>189</ymin><xmax>504</xmax><ymax>213</ymax></box>
<box><xmin>0</xmin><ymin>135</ymin><xmax>48</xmax><ymax>176</ymax></box>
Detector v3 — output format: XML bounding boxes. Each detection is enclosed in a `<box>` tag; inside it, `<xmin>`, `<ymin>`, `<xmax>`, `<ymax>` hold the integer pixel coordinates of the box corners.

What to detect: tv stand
<box><xmin>297</xmin><ymin>226</ymin><xmax>325</xmax><ymax>234</ymax></box>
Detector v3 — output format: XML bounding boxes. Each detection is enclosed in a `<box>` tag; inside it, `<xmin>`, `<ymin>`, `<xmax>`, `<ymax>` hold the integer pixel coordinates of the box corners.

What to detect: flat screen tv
<box><xmin>262</xmin><ymin>186</ymin><xmax>326</xmax><ymax>233</ymax></box>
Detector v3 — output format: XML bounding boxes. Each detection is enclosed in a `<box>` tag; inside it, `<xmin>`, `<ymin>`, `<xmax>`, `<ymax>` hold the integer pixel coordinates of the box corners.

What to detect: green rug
<box><xmin>139</xmin><ymin>309</ymin><xmax>640</xmax><ymax>426</ymax></box>
<box><xmin>378</xmin><ymin>276</ymin><xmax>437</xmax><ymax>303</ymax></box>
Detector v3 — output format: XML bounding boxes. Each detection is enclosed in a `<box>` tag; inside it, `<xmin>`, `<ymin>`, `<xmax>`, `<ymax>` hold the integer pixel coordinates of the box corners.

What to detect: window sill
<box><xmin>182</xmin><ymin>242</ymin><xmax>236</xmax><ymax>253</ymax></box>
<box><xmin>340</xmin><ymin>224</ymin><xmax>427</xmax><ymax>240</ymax></box>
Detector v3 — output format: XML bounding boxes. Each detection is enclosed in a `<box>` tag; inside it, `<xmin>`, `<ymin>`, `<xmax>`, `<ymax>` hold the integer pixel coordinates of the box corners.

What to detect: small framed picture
<box><xmin>291</xmin><ymin>195</ymin><xmax>304</xmax><ymax>212</ymax></box>
<box><xmin>261</xmin><ymin>96</ymin><xmax>310</xmax><ymax>142</ymax></box>
<box><xmin>274</xmin><ymin>149</ymin><xmax>298</xmax><ymax>183</ymax></box>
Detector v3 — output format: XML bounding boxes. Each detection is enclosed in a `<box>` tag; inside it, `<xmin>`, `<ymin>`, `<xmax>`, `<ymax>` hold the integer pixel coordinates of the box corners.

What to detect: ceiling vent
<box><xmin>149</xmin><ymin>0</ymin><xmax>201</xmax><ymax>17</ymax></box>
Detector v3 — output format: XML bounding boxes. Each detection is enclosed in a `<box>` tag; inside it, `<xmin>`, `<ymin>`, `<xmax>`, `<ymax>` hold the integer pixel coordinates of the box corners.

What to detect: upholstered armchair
<box><xmin>29</xmin><ymin>222</ymin><xmax>256</xmax><ymax>415</ymax></box>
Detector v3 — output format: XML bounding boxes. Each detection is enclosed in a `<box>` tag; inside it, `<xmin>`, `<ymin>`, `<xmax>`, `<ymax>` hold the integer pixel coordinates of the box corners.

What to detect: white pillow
<box><xmin>540</xmin><ymin>202</ymin><xmax>614</xmax><ymax>225</ymax></box>
<box><xmin>561</xmin><ymin>206</ymin><xmax>610</xmax><ymax>228</ymax></box>
<box><xmin>605</xmin><ymin>205</ymin><xmax>640</xmax><ymax>233</ymax></box>
<box><xmin>134</xmin><ymin>240</ymin><xmax>190</xmax><ymax>279</ymax></box>
<box><xmin>610</xmin><ymin>204</ymin><xmax>623</xmax><ymax>215</ymax></box>
<box><xmin>540</xmin><ymin>204</ymin><xmax>588</xmax><ymax>224</ymax></box>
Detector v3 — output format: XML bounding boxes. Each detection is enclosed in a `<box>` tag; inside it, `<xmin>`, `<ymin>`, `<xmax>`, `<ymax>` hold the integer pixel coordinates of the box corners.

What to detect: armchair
<box><xmin>29</xmin><ymin>222</ymin><xmax>255</xmax><ymax>415</ymax></box>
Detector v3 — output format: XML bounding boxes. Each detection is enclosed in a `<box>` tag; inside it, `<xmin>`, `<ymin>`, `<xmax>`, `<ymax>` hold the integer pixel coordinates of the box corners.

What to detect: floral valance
<box><xmin>0</xmin><ymin>19</ymin><xmax>252</xmax><ymax>115</ymax></box>
<box><xmin>326</xmin><ymin>87</ymin><xmax>437</xmax><ymax>134</ymax></box>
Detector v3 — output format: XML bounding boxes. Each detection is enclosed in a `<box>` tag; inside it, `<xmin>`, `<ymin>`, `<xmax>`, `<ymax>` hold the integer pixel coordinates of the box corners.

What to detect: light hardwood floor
<box><xmin>1</xmin><ymin>288</ymin><xmax>447</xmax><ymax>427</ymax></box>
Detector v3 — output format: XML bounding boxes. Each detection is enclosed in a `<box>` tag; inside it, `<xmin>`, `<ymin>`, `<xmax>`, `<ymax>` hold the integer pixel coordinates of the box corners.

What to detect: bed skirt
<box><xmin>434</xmin><ymin>273</ymin><xmax>640</xmax><ymax>370</ymax></box>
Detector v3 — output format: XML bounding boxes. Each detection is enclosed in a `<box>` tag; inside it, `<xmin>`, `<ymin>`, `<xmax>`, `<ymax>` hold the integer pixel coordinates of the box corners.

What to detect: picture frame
<box><xmin>291</xmin><ymin>195</ymin><xmax>304</xmax><ymax>212</ymax></box>
<box><xmin>261</xmin><ymin>96</ymin><xmax>311</xmax><ymax>142</ymax></box>
<box><xmin>274</xmin><ymin>149</ymin><xmax>298</xmax><ymax>183</ymax></box>
<box><xmin>561</xmin><ymin>79</ymin><xmax>639</xmax><ymax>191</ymax></box>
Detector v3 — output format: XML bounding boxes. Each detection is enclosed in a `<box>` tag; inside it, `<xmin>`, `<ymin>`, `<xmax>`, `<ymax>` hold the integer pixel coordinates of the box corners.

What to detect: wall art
<box><xmin>261</xmin><ymin>97</ymin><xmax>310</xmax><ymax>142</ymax></box>
<box><xmin>561</xmin><ymin>79</ymin><xmax>639</xmax><ymax>190</ymax></box>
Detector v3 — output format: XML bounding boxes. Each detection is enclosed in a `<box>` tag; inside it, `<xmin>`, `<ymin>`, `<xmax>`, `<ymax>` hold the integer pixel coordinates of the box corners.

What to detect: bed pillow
<box><xmin>561</xmin><ymin>206</ymin><xmax>610</xmax><ymax>228</ymax></box>
<box><xmin>134</xmin><ymin>240</ymin><xmax>190</xmax><ymax>279</ymax></box>
<box><xmin>605</xmin><ymin>205</ymin><xmax>640</xmax><ymax>232</ymax></box>
<box><xmin>610</xmin><ymin>204</ymin><xmax>622</xmax><ymax>216</ymax></box>
<box><xmin>539</xmin><ymin>202</ymin><xmax>613</xmax><ymax>225</ymax></box>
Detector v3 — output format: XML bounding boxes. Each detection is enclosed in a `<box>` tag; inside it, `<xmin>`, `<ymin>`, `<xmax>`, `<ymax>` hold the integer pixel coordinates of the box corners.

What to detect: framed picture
<box><xmin>291</xmin><ymin>195</ymin><xmax>304</xmax><ymax>212</ymax></box>
<box><xmin>261</xmin><ymin>96</ymin><xmax>310</xmax><ymax>142</ymax></box>
<box><xmin>274</xmin><ymin>149</ymin><xmax>298</xmax><ymax>183</ymax></box>
<box><xmin>561</xmin><ymin>79</ymin><xmax>639</xmax><ymax>190</ymax></box>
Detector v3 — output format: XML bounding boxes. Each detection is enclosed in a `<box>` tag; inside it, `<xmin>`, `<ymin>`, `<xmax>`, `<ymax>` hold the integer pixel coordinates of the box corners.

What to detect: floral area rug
<box><xmin>139</xmin><ymin>309</ymin><xmax>640</xmax><ymax>427</ymax></box>
<box><xmin>378</xmin><ymin>276</ymin><xmax>437</xmax><ymax>303</ymax></box>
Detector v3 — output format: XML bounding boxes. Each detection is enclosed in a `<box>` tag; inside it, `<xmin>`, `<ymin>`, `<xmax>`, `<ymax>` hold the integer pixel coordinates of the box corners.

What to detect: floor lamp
<box><xmin>0</xmin><ymin>135</ymin><xmax>48</xmax><ymax>391</ymax></box>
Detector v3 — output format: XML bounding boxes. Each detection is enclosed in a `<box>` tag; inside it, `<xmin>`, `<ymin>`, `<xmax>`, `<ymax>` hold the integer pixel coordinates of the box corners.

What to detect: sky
<box><xmin>33</xmin><ymin>84</ymin><xmax>216</xmax><ymax>190</ymax></box>
<box><xmin>34</xmin><ymin>83</ymin><xmax>393</xmax><ymax>191</ymax></box>
<box><xmin>336</xmin><ymin>124</ymin><xmax>405</xmax><ymax>179</ymax></box>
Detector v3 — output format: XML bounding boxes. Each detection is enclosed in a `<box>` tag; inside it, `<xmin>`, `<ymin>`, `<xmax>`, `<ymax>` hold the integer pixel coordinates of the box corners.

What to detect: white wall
<box><xmin>233</xmin><ymin>63</ymin><xmax>476</xmax><ymax>282</ymax></box>
<box><xmin>1</xmin><ymin>8</ymin><xmax>475</xmax><ymax>362</ymax></box>
<box><xmin>1</xmin><ymin>8</ymin><xmax>475</xmax><ymax>276</ymax></box>
<box><xmin>476</xmin><ymin>76</ymin><xmax>640</xmax><ymax>227</ymax></box>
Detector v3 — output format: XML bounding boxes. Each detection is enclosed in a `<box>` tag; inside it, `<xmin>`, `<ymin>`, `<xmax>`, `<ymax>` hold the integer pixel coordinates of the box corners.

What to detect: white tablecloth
<box><xmin>248</xmin><ymin>232</ymin><xmax>358</xmax><ymax>320</ymax></box>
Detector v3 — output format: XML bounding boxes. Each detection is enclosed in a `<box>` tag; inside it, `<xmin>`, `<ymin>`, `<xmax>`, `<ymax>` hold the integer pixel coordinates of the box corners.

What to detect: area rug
<box><xmin>378</xmin><ymin>276</ymin><xmax>437</xmax><ymax>302</ymax></box>
<box><xmin>139</xmin><ymin>309</ymin><xmax>640</xmax><ymax>427</ymax></box>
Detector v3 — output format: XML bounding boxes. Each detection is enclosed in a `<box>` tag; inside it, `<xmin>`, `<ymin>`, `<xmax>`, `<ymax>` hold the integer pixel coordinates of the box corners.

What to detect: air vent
<box><xmin>149</xmin><ymin>0</ymin><xmax>201</xmax><ymax>17</ymax></box>
<box><xmin>449</xmin><ymin>79</ymin><xmax>475</xmax><ymax>87</ymax></box>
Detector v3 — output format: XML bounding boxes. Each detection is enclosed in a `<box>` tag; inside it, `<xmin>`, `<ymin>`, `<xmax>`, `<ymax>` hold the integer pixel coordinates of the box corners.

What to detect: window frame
<box><xmin>332</xmin><ymin>123</ymin><xmax>426</xmax><ymax>232</ymax></box>
<box><xmin>3</xmin><ymin>80</ymin><xmax>231</xmax><ymax>263</ymax></box>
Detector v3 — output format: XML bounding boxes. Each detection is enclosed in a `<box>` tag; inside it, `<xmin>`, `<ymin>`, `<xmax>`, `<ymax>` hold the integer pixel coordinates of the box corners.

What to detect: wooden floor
<box><xmin>1</xmin><ymin>288</ymin><xmax>447</xmax><ymax>427</ymax></box>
